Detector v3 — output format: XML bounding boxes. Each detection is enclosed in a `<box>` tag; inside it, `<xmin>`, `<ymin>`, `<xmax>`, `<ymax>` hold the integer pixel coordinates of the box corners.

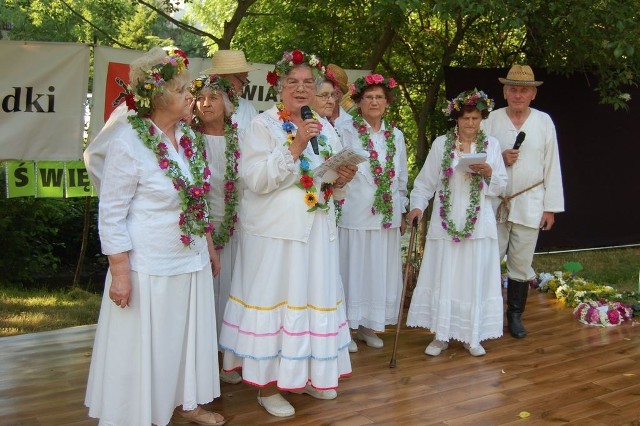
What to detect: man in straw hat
<box><xmin>206</xmin><ymin>49</ymin><xmax>258</xmax><ymax>135</ymax></box>
<box><xmin>325</xmin><ymin>63</ymin><xmax>354</xmax><ymax>128</ymax></box>
<box><xmin>484</xmin><ymin>64</ymin><xmax>564</xmax><ymax>339</ymax></box>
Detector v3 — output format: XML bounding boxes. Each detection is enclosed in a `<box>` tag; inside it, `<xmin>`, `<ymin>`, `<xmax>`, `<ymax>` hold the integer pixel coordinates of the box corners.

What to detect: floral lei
<box><xmin>277</xmin><ymin>102</ymin><xmax>335</xmax><ymax>211</ymax></box>
<box><xmin>189</xmin><ymin>74</ymin><xmax>240</xmax><ymax>249</ymax></box>
<box><xmin>128</xmin><ymin>115</ymin><xmax>212</xmax><ymax>246</ymax></box>
<box><xmin>438</xmin><ymin>128</ymin><xmax>488</xmax><ymax>242</ymax></box>
<box><xmin>353</xmin><ymin>114</ymin><xmax>397</xmax><ymax>228</ymax></box>
<box><xmin>574</xmin><ymin>300</ymin><xmax>633</xmax><ymax>327</ymax></box>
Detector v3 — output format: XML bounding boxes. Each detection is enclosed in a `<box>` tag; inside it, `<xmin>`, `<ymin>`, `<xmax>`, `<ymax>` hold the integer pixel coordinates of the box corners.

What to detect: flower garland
<box><xmin>349</xmin><ymin>74</ymin><xmax>397</xmax><ymax>97</ymax></box>
<box><xmin>352</xmin><ymin>114</ymin><xmax>397</xmax><ymax>228</ymax></box>
<box><xmin>442</xmin><ymin>89</ymin><xmax>494</xmax><ymax>118</ymax></box>
<box><xmin>189</xmin><ymin>74</ymin><xmax>240</xmax><ymax>249</ymax></box>
<box><xmin>573</xmin><ymin>300</ymin><xmax>633</xmax><ymax>327</ymax></box>
<box><xmin>277</xmin><ymin>102</ymin><xmax>334</xmax><ymax>211</ymax></box>
<box><xmin>266</xmin><ymin>49</ymin><xmax>325</xmax><ymax>93</ymax></box>
<box><xmin>128</xmin><ymin>115</ymin><xmax>212</xmax><ymax>246</ymax></box>
<box><xmin>438</xmin><ymin>128</ymin><xmax>488</xmax><ymax>242</ymax></box>
<box><xmin>114</xmin><ymin>47</ymin><xmax>189</xmax><ymax>117</ymax></box>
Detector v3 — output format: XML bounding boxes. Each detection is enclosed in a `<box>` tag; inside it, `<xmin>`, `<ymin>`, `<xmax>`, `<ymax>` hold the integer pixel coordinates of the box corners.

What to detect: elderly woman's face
<box><xmin>311</xmin><ymin>81</ymin><xmax>337</xmax><ymax>119</ymax></box>
<box><xmin>280</xmin><ymin>66</ymin><xmax>316</xmax><ymax>112</ymax></box>
<box><xmin>456</xmin><ymin>109</ymin><xmax>483</xmax><ymax>139</ymax></box>
<box><xmin>358</xmin><ymin>86</ymin><xmax>388</xmax><ymax>123</ymax></box>
<box><xmin>156</xmin><ymin>77</ymin><xmax>192</xmax><ymax>120</ymax></box>
<box><xmin>195</xmin><ymin>88</ymin><xmax>226</xmax><ymax>125</ymax></box>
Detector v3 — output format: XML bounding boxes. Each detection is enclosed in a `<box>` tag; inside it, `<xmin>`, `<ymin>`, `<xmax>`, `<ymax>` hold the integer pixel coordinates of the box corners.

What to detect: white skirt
<box><xmin>213</xmin><ymin>227</ymin><xmax>239</xmax><ymax>339</ymax></box>
<box><xmin>406</xmin><ymin>237</ymin><xmax>503</xmax><ymax>346</ymax></box>
<box><xmin>85</xmin><ymin>267</ymin><xmax>220</xmax><ymax>426</ymax></box>
<box><xmin>338</xmin><ymin>227</ymin><xmax>403</xmax><ymax>331</ymax></box>
<box><xmin>219</xmin><ymin>213</ymin><xmax>352</xmax><ymax>390</ymax></box>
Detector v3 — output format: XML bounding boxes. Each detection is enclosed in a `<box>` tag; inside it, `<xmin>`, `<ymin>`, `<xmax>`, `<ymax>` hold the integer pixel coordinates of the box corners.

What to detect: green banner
<box><xmin>5</xmin><ymin>161</ymin><xmax>37</xmax><ymax>198</ymax></box>
<box><xmin>65</xmin><ymin>160</ymin><xmax>94</xmax><ymax>197</ymax></box>
<box><xmin>36</xmin><ymin>161</ymin><xmax>65</xmax><ymax>198</ymax></box>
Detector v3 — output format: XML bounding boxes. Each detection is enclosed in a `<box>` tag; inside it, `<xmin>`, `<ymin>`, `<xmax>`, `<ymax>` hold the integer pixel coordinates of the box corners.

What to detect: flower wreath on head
<box><xmin>266</xmin><ymin>49</ymin><xmax>325</xmax><ymax>94</ymax></box>
<box><xmin>349</xmin><ymin>74</ymin><xmax>398</xmax><ymax>97</ymax></box>
<box><xmin>442</xmin><ymin>88</ymin><xmax>494</xmax><ymax>119</ymax></box>
<box><xmin>189</xmin><ymin>74</ymin><xmax>241</xmax><ymax>249</ymax></box>
<box><xmin>113</xmin><ymin>47</ymin><xmax>189</xmax><ymax>117</ymax></box>
<box><xmin>574</xmin><ymin>300</ymin><xmax>634</xmax><ymax>327</ymax></box>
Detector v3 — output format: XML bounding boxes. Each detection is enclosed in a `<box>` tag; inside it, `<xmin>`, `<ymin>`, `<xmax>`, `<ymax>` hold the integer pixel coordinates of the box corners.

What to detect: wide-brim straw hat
<box><xmin>498</xmin><ymin>65</ymin><xmax>543</xmax><ymax>86</ymax></box>
<box><xmin>326</xmin><ymin>63</ymin><xmax>349</xmax><ymax>94</ymax></box>
<box><xmin>204</xmin><ymin>50</ymin><xmax>255</xmax><ymax>74</ymax></box>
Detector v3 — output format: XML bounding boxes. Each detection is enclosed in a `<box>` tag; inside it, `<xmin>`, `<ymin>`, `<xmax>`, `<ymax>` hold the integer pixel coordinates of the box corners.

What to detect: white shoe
<box><xmin>291</xmin><ymin>383</ymin><xmax>337</xmax><ymax>400</ymax></box>
<box><xmin>355</xmin><ymin>327</ymin><xmax>383</xmax><ymax>348</ymax></box>
<box><xmin>219</xmin><ymin>369</ymin><xmax>242</xmax><ymax>384</ymax></box>
<box><xmin>464</xmin><ymin>343</ymin><xmax>486</xmax><ymax>357</ymax></box>
<box><xmin>257</xmin><ymin>393</ymin><xmax>295</xmax><ymax>417</ymax></box>
<box><xmin>348</xmin><ymin>339</ymin><xmax>358</xmax><ymax>353</ymax></box>
<box><xmin>424</xmin><ymin>339</ymin><xmax>448</xmax><ymax>356</ymax></box>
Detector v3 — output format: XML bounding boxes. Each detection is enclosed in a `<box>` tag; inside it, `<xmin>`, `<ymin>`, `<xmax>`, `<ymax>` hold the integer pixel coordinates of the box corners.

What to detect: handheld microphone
<box><xmin>513</xmin><ymin>131</ymin><xmax>526</xmax><ymax>150</ymax></box>
<box><xmin>300</xmin><ymin>105</ymin><xmax>319</xmax><ymax>155</ymax></box>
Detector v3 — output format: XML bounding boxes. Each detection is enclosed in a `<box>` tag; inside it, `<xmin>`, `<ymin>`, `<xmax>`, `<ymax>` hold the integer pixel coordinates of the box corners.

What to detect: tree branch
<box><xmin>58</xmin><ymin>0</ymin><xmax>131</xmax><ymax>48</ymax></box>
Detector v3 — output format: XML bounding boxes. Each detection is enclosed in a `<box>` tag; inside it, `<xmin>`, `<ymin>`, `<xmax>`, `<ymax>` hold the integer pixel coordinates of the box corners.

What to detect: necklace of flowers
<box><xmin>201</xmin><ymin>117</ymin><xmax>240</xmax><ymax>249</ymax></box>
<box><xmin>128</xmin><ymin>115</ymin><xmax>213</xmax><ymax>246</ymax></box>
<box><xmin>276</xmin><ymin>102</ymin><xmax>334</xmax><ymax>211</ymax></box>
<box><xmin>439</xmin><ymin>128</ymin><xmax>488</xmax><ymax>242</ymax></box>
<box><xmin>352</xmin><ymin>114</ymin><xmax>397</xmax><ymax>228</ymax></box>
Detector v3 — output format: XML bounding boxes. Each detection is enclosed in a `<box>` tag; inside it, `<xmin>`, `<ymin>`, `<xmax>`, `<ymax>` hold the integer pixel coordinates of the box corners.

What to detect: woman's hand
<box><xmin>405</xmin><ymin>208</ymin><xmax>422</xmax><ymax>228</ymax></box>
<box><xmin>335</xmin><ymin>164</ymin><xmax>358</xmax><ymax>187</ymax></box>
<box><xmin>469</xmin><ymin>163</ymin><xmax>492</xmax><ymax>179</ymax></box>
<box><xmin>289</xmin><ymin>118</ymin><xmax>322</xmax><ymax>159</ymax></box>
<box><xmin>108</xmin><ymin>253</ymin><xmax>131</xmax><ymax>308</ymax></box>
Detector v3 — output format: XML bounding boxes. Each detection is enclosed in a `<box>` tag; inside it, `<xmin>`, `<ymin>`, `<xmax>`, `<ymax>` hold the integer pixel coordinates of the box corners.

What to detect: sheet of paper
<box><xmin>455</xmin><ymin>153</ymin><xmax>487</xmax><ymax>173</ymax></box>
<box><xmin>313</xmin><ymin>147</ymin><xmax>368</xmax><ymax>180</ymax></box>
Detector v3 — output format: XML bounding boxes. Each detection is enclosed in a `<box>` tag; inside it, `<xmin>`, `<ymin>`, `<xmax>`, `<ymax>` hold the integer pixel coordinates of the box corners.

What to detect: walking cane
<box><xmin>389</xmin><ymin>217</ymin><xmax>419</xmax><ymax>368</ymax></box>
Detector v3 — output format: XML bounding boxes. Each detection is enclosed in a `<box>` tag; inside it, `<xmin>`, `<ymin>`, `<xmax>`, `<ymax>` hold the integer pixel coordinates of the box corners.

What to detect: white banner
<box><xmin>0</xmin><ymin>41</ymin><xmax>89</xmax><ymax>161</ymax></box>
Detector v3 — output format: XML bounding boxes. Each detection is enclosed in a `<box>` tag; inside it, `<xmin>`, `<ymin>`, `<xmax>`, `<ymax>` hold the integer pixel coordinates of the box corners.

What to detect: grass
<box><xmin>0</xmin><ymin>287</ymin><xmax>101</xmax><ymax>337</ymax></box>
<box><xmin>0</xmin><ymin>246</ymin><xmax>638</xmax><ymax>338</ymax></box>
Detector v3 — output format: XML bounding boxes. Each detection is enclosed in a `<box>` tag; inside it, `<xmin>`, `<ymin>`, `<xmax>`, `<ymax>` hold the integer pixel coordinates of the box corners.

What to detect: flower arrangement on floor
<box><xmin>573</xmin><ymin>300</ymin><xmax>634</xmax><ymax>327</ymax></box>
<box><xmin>537</xmin><ymin>263</ymin><xmax>639</xmax><ymax>327</ymax></box>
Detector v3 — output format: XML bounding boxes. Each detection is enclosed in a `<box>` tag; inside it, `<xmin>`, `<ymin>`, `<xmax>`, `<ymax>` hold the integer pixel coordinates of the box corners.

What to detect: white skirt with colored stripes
<box><xmin>219</xmin><ymin>213</ymin><xmax>352</xmax><ymax>391</ymax></box>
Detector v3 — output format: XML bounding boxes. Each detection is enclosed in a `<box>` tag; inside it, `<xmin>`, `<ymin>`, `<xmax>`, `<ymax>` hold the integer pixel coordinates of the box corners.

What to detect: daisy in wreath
<box><xmin>335</xmin><ymin>74</ymin><xmax>409</xmax><ymax>353</ymax></box>
<box><xmin>189</xmin><ymin>73</ymin><xmax>244</xmax><ymax>386</ymax></box>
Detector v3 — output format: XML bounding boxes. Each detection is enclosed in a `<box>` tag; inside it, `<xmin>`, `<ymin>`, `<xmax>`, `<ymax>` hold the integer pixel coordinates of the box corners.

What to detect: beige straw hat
<box><xmin>205</xmin><ymin>50</ymin><xmax>255</xmax><ymax>74</ymax></box>
<box><xmin>326</xmin><ymin>64</ymin><xmax>349</xmax><ymax>94</ymax></box>
<box><xmin>498</xmin><ymin>65</ymin><xmax>543</xmax><ymax>86</ymax></box>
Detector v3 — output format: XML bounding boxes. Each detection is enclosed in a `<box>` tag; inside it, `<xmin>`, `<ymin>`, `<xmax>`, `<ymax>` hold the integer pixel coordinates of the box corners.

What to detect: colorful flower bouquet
<box><xmin>573</xmin><ymin>300</ymin><xmax>633</xmax><ymax>327</ymax></box>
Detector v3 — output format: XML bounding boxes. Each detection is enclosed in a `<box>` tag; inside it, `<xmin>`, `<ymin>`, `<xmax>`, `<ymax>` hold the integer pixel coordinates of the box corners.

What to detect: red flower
<box><xmin>184</xmin><ymin>148</ymin><xmax>194</xmax><ymax>158</ymax></box>
<box><xmin>159</xmin><ymin>158</ymin><xmax>170</xmax><ymax>169</ymax></box>
<box><xmin>225</xmin><ymin>181</ymin><xmax>235</xmax><ymax>192</ymax></box>
<box><xmin>370</xmin><ymin>150</ymin><xmax>378</xmax><ymax>159</ymax></box>
<box><xmin>373</xmin><ymin>165</ymin><xmax>383</xmax><ymax>175</ymax></box>
<box><xmin>292</xmin><ymin>50</ymin><xmax>304</xmax><ymax>64</ymax></box>
<box><xmin>266</xmin><ymin>71</ymin><xmax>279</xmax><ymax>86</ymax></box>
<box><xmin>300</xmin><ymin>174</ymin><xmax>314</xmax><ymax>189</ymax></box>
<box><xmin>124</xmin><ymin>93</ymin><xmax>136</xmax><ymax>111</ymax></box>
<box><xmin>174</xmin><ymin>49</ymin><xmax>189</xmax><ymax>66</ymax></box>
<box><xmin>189</xmin><ymin>187</ymin><xmax>204</xmax><ymax>198</ymax></box>
<box><xmin>180</xmin><ymin>235</ymin><xmax>193</xmax><ymax>246</ymax></box>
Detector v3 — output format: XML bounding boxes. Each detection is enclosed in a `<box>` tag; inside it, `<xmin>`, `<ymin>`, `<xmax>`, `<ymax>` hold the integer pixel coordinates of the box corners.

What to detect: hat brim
<box><xmin>498</xmin><ymin>77</ymin><xmax>543</xmax><ymax>86</ymax></box>
<box><xmin>203</xmin><ymin>64</ymin><xmax>256</xmax><ymax>74</ymax></box>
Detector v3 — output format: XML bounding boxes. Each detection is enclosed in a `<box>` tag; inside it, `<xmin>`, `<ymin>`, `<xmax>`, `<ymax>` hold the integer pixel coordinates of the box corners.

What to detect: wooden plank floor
<box><xmin>1</xmin><ymin>289</ymin><xmax>639</xmax><ymax>425</ymax></box>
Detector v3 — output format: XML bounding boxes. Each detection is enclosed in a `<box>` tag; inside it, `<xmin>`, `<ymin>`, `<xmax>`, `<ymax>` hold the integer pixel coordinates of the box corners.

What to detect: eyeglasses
<box><xmin>284</xmin><ymin>79</ymin><xmax>316</xmax><ymax>90</ymax></box>
<box><xmin>362</xmin><ymin>95</ymin><xmax>386</xmax><ymax>102</ymax></box>
<box><xmin>316</xmin><ymin>92</ymin><xmax>340</xmax><ymax>101</ymax></box>
<box><xmin>232</xmin><ymin>74</ymin><xmax>250</xmax><ymax>86</ymax></box>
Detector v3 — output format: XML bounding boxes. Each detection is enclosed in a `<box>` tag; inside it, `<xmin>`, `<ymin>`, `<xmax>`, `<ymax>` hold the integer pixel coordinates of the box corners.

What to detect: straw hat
<box><xmin>326</xmin><ymin>64</ymin><xmax>349</xmax><ymax>94</ymax></box>
<box><xmin>498</xmin><ymin>65</ymin><xmax>543</xmax><ymax>86</ymax></box>
<box><xmin>205</xmin><ymin>50</ymin><xmax>255</xmax><ymax>74</ymax></box>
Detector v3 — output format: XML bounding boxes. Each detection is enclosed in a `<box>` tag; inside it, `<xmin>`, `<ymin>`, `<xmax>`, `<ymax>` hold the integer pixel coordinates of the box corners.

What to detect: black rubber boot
<box><xmin>506</xmin><ymin>278</ymin><xmax>529</xmax><ymax>338</ymax></box>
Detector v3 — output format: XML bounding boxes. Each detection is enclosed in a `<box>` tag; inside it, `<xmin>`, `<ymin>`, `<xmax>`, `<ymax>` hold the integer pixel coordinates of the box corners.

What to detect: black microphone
<box><xmin>300</xmin><ymin>105</ymin><xmax>319</xmax><ymax>155</ymax></box>
<box><xmin>513</xmin><ymin>131</ymin><xmax>526</xmax><ymax>150</ymax></box>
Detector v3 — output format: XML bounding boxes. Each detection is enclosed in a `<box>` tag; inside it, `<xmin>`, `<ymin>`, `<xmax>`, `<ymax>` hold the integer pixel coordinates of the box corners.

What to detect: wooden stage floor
<box><xmin>1</xmin><ymin>290</ymin><xmax>639</xmax><ymax>425</ymax></box>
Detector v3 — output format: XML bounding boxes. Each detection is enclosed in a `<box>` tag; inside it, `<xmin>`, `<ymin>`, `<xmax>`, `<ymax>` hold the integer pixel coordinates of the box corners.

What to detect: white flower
<box><xmin>308</xmin><ymin>55</ymin><xmax>319</xmax><ymax>66</ymax></box>
<box><xmin>619</xmin><ymin>93</ymin><xmax>631</xmax><ymax>101</ymax></box>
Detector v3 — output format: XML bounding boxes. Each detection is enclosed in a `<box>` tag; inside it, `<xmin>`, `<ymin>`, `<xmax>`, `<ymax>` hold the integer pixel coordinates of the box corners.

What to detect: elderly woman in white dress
<box><xmin>218</xmin><ymin>49</ymin><xmax>356</xmax><ymax>418</ymax></box>
<box><xmin>406</xmin><ymin>89</ymin><xmax>507</xmax><ymax>357</ymax></box>
<box><xmin>336</xmin><ymin>74</ymin><xmax>409</xmax><ymax>352</ymax></box>
<box><xmin>84</xmin><ymin>47</ymin><xmax>225</xmax><ymax>426</ymax></box>
<box><xmin>189</xmin><ymin>74</ymin><xmax>243</xmax><ymax>386</ymax></box>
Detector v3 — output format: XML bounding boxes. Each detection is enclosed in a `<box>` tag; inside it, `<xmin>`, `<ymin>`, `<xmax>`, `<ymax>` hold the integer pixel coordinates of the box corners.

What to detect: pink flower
<box><xmin>444</xmin><ymin>167</ymin><xmax>454</xmax><ymax>177</ymax></box>
<box><xmin>388</xmin><ymin>78</ymin><xmax>397</xmax><ymax>89</ymax></box>
<box><xmin>371</xmin><ymin>74</ymin><xmax>384</xmax><ymax>84</ymax></box>
<box><xmin>179</xmin><ymin>213</ymin><xmax>186</xmax><ymax>225</ymax></box>
<box><xmin>149</xmin><ymin>125</ymin><xmax>156</xmax><ymax>135</ymax></box>
<box><xmin>202</xmin><ymin>182</ymin><xmax>211</xmax><ymax>193</ymax></box>
<box><xmin>383</xmin><ymin>222</ymin><xmax>391</xmax><ymax>229</ymax></box>
<box><xmin>365</xmin><ymin>75</ymin><xmax>376</xmax><ymax>85</ymax></box>
<box><xmin>180</xmin><ymin>235</ymin><xmax>192</xmax><ymax>246</ymax></box>
<box><xmin>358</xmin><ymin>124</ymin><xmax>367</xmax><ymax>134</ymax></box>
<box><xmin>370</xmin><ymin>150</ymin><xmax>378</xmax><ymax>159</ymax></box>
<box><xmin>388</xmin><ymin>169</ymin><xmax>395</xmax><ymax>178</ymax></box>
<box><xmin>373</xmin><ymin>165</ymin><xmax>383</xmax><ymax>175</ymax></box>
<box><xmin>225</xmin><ymin>181</ymin><xmax>236</xmax><ymax>192</ymax></box>
<box><xmin>349</xmin><ymin>83</ymin><xmax>357</xmax><ymax>95</ymax></box>
<box><xmin>159</xmin><ymin>158</ymin><xmax>170</xmax><ymax>169</ymax></box>
<box><xmin>157</xmin><ymin>142</ymin><xmax>168</xmax><ymax>156</ymax></box>
<box><xmin>189</xmin><ymin>186</ymin><xmax>204</xmax><ymax>198</ymax></box>
<box><xmin>607</xmin><ymin>309</ymin><xmax>621</xmax><ymax>325</ymax></box>
<box><xmin>184</xmin><ymin>148</ymin><xmax>194</xmax><ymax>158</ymax></box>
<box><xmin>203</xmin><ymin>167</ymin><xmax>211</xmax><ymax>179</ymax></box>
